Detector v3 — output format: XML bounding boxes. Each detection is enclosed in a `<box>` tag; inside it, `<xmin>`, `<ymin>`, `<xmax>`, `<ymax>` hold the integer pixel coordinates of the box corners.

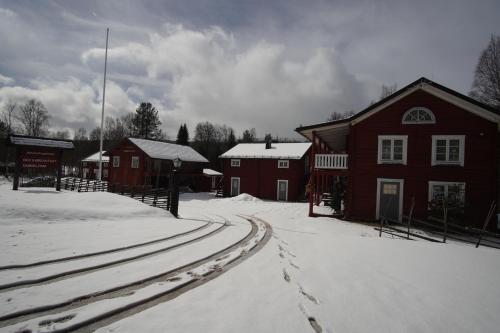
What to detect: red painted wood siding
<box><xmin>346</xmin><ymin>90</ymin><xmax>498</xmax><ymax>227</ymax></box>
<box><xmin>108</xmin><ymin>143</ymin><xmax>149</xmax><ymax>186</ymax></box>
<box><xmin>222</xmin><ymin>156</ymin><xmax>309</xmax><ymax>201</ymax></box>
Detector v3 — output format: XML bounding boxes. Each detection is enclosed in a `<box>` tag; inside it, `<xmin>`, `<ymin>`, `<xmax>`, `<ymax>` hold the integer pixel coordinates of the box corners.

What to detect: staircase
<box><xmin>215</xmin><ymin>177</ymin><xmax>224</xmax><ymax>197</ymax></box>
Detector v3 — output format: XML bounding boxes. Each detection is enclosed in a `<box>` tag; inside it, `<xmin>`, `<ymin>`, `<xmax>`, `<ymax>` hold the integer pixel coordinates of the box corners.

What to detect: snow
<box><xmin>219</xmin><ymin>142</ymin><xmax>311</xmax><ymax>159</ymax></box>
<box><xmin>1</xmin><ymin>182</ymin><xmax>500</xmax><ymax>333</ymax></box>
<box><xmin>202</xmin><ymin>168</ymin><xmax>222</xmax><ymax>176</ymax></box>
<box><xmin>8</xmin><ymin>135</ymin><xmax>74</xmax><ymax>149</ymax></box>
<box><xmin>129</xmin><ymin>138</ymin><xmax>208</xmax><ymax>163</ymax></box>
<box><xmin>82</xmin><ymin>151</ymin><xmax>110</xmax><ymax>163</ymax></box>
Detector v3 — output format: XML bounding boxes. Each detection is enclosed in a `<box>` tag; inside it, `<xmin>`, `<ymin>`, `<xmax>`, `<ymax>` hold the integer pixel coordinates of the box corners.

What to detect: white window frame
<box><xmin>402</xmin><ymin>107</ymin><xmax>436</xmax><ymax>124</ymax></box>
<box><xmin>230</xmin><ymin>177</ymin><xmax>240</xmax><ymax>196</ymax></box>
<box><xmin>428</xmin><ymin>181</ymin><xmax>466</xmax><ymax>207</ymax></box>
<box><xmin>375</xmin><ymin>178</ymin><xmax>404</xmax><ymax>222</ymax></box>
<box><xmin>278</xmin><ymin>160</ymin><xmax>289</xmax><ymax>168</ymax></box>
<box><xmin>113</xmin><ymin>156</ymin><xmax>120</xmax><ymax>167</ymax></box>
<box><xmin>231</xmin><ymin>159</ymin><xmax>240</xmax><ymax>167</ymax></box>
<box><xmin>277</xmin><ymin>179</ymin><xmax>289</xmax><ymax>201</ymax></box>
<box><xmin>377</xmin><ymin>135</ymin><xmax>408</xmax><ymax>165</ymax></box>
<box><xmin>431</xmin><ymin>135</ymin><xmax>465</xmax><ymax>166</ymax></box>
<box><xmin>131</xmin><ymin>156</ymin><xmax>140</xmax><ymax>169</ymax></box>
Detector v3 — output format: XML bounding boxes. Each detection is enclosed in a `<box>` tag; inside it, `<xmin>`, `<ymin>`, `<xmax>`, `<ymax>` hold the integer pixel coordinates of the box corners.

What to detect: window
<box><xmin>402</xmin><ymin>107</ymin><xmax>436</xmax><ymax>124</ymax></box>
<box><xmin>377</xmin><ymin>135</ymin><xmax>408</xmax><ymax>164</ymax></box>
<box><xmin>428</xmin><ymin>181</ymin><xmax>465</xmax><ymax>208</ymax></box>
<box><xmin>231</xmin><ymin>159</ymin><xmax>240</xmax><ymax>167</ymax></box>
<box><xmin>131</xmin><ymin>156</ymin><xmax>140</xmax><ymax>169</ymax></box>
<box><xmin>103</xmin><ymin>169</ymin><xmax>108</xmax><ymax>178</ymax></box>
<box><xmin>431</xmin><ymin>135</ymin><xmax>465</xmax><ymax>166</ymax></box>
<box><xmin>278</xmin><ymin>160</ymin><xmax>289</xmax><ymax>168</ymax></box>
<box><xmin>113</xmin><ymin>156</ymin><xmax>120</xmax><ymax>167</ymax></box>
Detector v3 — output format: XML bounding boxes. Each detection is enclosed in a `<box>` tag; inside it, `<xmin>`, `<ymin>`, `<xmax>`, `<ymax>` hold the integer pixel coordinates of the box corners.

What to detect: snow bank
<box><xmin>229</xmin><ymin>193</ymin><xmax>262</xmax><ymax>202</ymax></box>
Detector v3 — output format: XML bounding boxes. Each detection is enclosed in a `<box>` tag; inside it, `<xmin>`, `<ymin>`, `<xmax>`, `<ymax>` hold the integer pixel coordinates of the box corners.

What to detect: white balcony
<box><xmin>315</xmin><ymin>154</ymin><xmax>348</xmax><ymax>169</ymax></box>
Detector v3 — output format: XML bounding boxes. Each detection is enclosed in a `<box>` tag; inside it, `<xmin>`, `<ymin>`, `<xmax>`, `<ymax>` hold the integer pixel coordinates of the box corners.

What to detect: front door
<box><xmin>231</xmin><ymin>177</ymin><xmax>240</xmax><ymax>196</ymax></box>
<box><xmin>378</xmin><ymin>179</ymin><xmax>402</xmax><ymax>222</ymax></box>
<box><xmin>277</xmin><ymin>180</ymin><xmax>288</xmax><ymax>201</ymax></box>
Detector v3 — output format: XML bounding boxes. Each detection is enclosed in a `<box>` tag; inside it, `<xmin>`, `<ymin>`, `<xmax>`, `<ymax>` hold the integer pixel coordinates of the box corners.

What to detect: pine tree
<box><xmin>131</xmin><ymin>102</ymin><xmax>163</xmax><ymax>139</ymax></box>
<box><xmin>176</xmin><ymin>124</ymin><xmax>189</xmax><ymax>145</ymax></box>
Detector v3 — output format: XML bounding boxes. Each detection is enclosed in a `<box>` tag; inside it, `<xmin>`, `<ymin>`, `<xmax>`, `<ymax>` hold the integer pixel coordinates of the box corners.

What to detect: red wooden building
<box><xmin>220</xmin><ymin>142</ymin><xmax>311</xmax><ymax>201</ymax></box>
<box><xmin>106</xmin><ymin>138</ymin><xmax>209</xmax><ymax>189</ymax></box>
<box><xmin>81</xmin><ymin>151</ymin><xmax>109</xmax><ymax>180</ymax></box>
<box><xmin>296</xmin><ymin>77</ymin><xmax>500</xmax><ymax>229</ymax></box>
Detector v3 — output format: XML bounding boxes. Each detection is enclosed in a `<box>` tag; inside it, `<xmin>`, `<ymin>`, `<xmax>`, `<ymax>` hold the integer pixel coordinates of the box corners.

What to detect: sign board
<box><xmin>20</xmin><ymin>150</ymin><xmax>59</xmax><ymax>169</ymax></box>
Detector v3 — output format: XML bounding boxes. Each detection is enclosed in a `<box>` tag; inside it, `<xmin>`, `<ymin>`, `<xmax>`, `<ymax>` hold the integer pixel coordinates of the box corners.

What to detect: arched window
<box><xmin>402</xmin><ymin>107</ymin><xmax>436</xmax><ymax>124</ymax></box>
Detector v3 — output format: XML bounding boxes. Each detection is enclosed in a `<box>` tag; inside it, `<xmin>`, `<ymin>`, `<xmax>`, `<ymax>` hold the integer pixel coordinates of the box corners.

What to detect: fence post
<box><xmin>442</xmin><ymin>200</ymin><xmax>448</xmax><ymax>243</ymax></box>
<box><xmin>476</xmin><ymin>201</ymin><xmax>496</xmax><ymax>248</ymax></box>
<box><xmin>153</xmin><ymin>189</ymin><xmax>158</xmax><ymax>207</ymax></box>
<box><xmin>379</xmin><ymin>218</ymin><xmax>384</xmax><ymax>237</ymax></box>
<box><xmin>141</xmin><ymin>187</ymin><xmax>145</xmax><ymax>202</ymax></box>
<box><xmin>407</xmin><ymin>197</ymin><xmax>415</xmax><ymax>240</ymax></box>
<box><xmin>131</xmin><ymin>187</ymin><xmax>135</xmax><ymax>198</ymax></box>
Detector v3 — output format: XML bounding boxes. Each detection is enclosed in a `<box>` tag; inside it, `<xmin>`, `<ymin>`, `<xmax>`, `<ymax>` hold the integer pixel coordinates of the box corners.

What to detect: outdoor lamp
<box><xmin>173</xmin><ymin>157</ymin><xmax>182</xmax><ymax>169</ymax></box>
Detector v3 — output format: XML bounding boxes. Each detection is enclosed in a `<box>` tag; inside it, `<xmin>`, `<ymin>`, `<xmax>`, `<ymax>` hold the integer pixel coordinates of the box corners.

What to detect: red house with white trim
<box><xmin>107</xmin><ymin>138</ymin><xmax>209</xmax><ymax>189</ymax></box>
<box><xmin>81</xmin><ymin>151</ymin><xmax>109</xmax><ymax>180</ymax></box>
<box><xmin>220</xmin><ymin>142</ymin><xmax>311</xmax><ymax>201</ymax></box>
<box><xmin>296</xmin><ymin>77</ymin><xmax>500</xmax><ymax>229</ymax></box>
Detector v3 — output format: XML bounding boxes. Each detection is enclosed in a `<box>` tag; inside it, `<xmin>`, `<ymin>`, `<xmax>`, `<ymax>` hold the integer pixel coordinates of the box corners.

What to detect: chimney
<box><xmin>265</xmin><ymin>135</ymin><xmax>272</xmax><ymax>149</ymax></box>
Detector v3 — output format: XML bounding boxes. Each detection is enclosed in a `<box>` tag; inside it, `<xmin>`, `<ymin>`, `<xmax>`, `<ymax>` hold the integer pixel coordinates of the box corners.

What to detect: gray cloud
<box><xmin>0</xmin><ymin>0</ymin><xmax>499</xmax><ymax>138</ymax></box>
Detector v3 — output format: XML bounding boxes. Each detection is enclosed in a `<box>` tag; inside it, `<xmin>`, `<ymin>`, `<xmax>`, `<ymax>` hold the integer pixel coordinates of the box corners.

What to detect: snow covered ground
<box><xmin>1</xmin><ymin>178</ymin><xmax>499</xmax><ymax>333</ymax></box>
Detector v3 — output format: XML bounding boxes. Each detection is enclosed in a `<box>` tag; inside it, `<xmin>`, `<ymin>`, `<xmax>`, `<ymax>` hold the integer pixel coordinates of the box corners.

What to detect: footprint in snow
<box><xmin>283</xmin><ymin>268</ymin><xmax>291</xmax><ymax>283</ymax></box>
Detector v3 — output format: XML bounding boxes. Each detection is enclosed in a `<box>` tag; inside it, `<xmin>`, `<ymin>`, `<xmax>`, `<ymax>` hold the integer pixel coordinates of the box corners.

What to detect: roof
<box><xmin>7</xmin><ymin>134</ymin><xmax>74</xmax><ymax>149</ymax></box>
<box><xmin>203</xmin><ymin>168</ymin><xmax>222</xmax><ymax>176</ymax></box>
<box><xmin>82</xmin><ymin>151</ymin><xmax>110</xmax><ymax>163</ymax></box>
<box><xmin>220</xmin><ymin>143</ymin><xmax>311</xmax><ymax>160</ymax></box>
<box><xmin>296</xmin><ymin>77</ymin><xmax>500</xmax><ymax>133</ymax></box>
<box><xmin>129</xmin><ymin>138</ymin><xmax>209</xmax><ymax>163</ymax></box>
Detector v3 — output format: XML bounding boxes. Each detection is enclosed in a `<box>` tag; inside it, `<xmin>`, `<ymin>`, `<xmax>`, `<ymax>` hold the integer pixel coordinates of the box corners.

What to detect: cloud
<box><xmin>0</xmin><ymin>74</ymin><xmax>14</xmax><ymax>85</ymax></box>
<box><xmin>0</xmin><ymin>7</ymin><xmax>16</xmax><ymax>19</ymax></box>
<box><xmin>81</xmin><ymin>24</ymin><xmax>373</xmax><ymax>138</ymax></box>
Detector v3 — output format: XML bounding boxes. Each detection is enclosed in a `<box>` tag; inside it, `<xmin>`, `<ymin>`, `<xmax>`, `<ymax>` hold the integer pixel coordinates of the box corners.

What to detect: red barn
<box><xmin>81</xmin><ymin>151</ymin><xmax>109</xmax><ymax>180</ymax></box>
<box><xmin>296</xmin><ymin>77</ymin><xmax>500</xmax><ymax>229</ymax></box>
<box><xmin>220</xmin><ymin>142</ymin><xmax>311</xmax><ymax>201</ymax></box>
<box><xmin>107</xmin><ymin>138</ymin><xmax>209</xmax><ymax>189</ymax></box>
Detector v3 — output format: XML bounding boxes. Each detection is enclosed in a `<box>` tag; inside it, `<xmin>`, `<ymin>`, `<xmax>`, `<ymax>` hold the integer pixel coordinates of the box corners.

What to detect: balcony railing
<box><xmin>315</xmin><ymin>154</ymin><xmax>348</xmax><ymax>169</ymax></box>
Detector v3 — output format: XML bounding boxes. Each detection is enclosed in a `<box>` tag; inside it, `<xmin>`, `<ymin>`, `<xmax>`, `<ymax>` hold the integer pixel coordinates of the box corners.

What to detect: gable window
<box><xmin>113</xmin><ymin>156</ymin><xmax>120</xmax><ymax>167</ymax></box>
<box><xmin>231</xmin><ymin>159</ymin><xmax>240</xmax><ymax>167</ymax></box>
<box><xmin>431</xmin><ymin>135</ymin><xmax>465</xmax><ymax>166</ymax></box>
<box><xmin>278</xmin><ymin>160</ymin><xmax>289</xmax><ymax>168</ymax></box>
<box><xmin>131</xmin><ymin>156</ymin><xmax>140</xmax><ymax>169</ymax></box>
<box><xmin>428</xmin><ymin>181</ymin><xmax>465</xmax><ymax>208</ymax></box>
<box><xmin>402</xmin><ymin>107</ymin><xmax>436</xmax><ymax>124</ymax></box>
<box><xmin>377</xmin><ymin>135</ymin><xmax>408</xmax><ymax>165</ymax></box>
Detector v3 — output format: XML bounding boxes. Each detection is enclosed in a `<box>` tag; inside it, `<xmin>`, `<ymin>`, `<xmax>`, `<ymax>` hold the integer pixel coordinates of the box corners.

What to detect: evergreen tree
<box><xmin>176</xmin><ymin>124</ymin><xmax>189</xmax><ymax>145</ymax></box>
<box><xmin>241</xmin><ymin>128</ymin><xmax>256</xmax><ymax>143</ymax></box>
<box><xmin>131</xmin><ymin>102</ymin><xmax>163</xmax><ymax>139</ymax></box>
<box><xmin>226</xmin><ymin>128</ymin><xmax>236</xmax><ymax>149</ymax></box>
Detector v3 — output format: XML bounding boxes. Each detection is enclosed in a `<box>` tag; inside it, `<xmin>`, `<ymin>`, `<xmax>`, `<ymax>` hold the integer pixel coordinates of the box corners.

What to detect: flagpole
<box><xmin>98</xmin><ymin>28</ymin><xmax>109</xmax><ymax>181</ymax></box>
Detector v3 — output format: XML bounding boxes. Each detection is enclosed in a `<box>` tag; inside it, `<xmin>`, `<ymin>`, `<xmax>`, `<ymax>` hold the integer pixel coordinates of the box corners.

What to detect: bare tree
<box><xmin>2</xmin><ymin>100</ymin><xmax>17</xmax><ymax>135</ymax></box>
<box><xmin>51</xmin><ymin>130</ymin><xmax>70</xmax><ymax>140</ymax></box>
<box><xmin>73</xmin><ymin>127</ymin><xmax>88</xmax><ymax>140</ymax></box>
<box><xmin>380</xmin><ymin>84</ymin><xmax>397</xmax><ymax>100</ymax></box>
<box><xmin>327</xmin><ymin>110</ymin><xmax>355</xmax><ymax>121</ymax></box>
<box><xmin>89</xmin><ymin>127</ymin><xmax>101</xmax><ymax>141</ymax></box>
<box><xmin>17</xmin><ymin>99</ymin><xmax>49</xmax><ymax>136</ymax></box>
<box><xmin>470</xmin><ymin>35</ymin><xmax>500</xmax><ymax>109</ymax></box>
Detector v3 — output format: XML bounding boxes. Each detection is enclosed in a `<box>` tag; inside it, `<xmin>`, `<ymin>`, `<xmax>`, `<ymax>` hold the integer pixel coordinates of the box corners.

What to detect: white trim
<box><xmin>428</xmin><ymin>181</ymin><xmax>466</xmax><ymax>205</ymax></box>
<box><xmin>402</xmin><ymin>107</ymin><xmax>436</xmax><ymax>124</ymax></box>
<box><xmin>377</xmin><ymin>135</ymin><xmax>408</xmax><ymax>165</ymax></box>
<box><xmin>278</xmin><ymin>160</ymin><xmax>289</xmax><ymax>168</ymax></box>
<box><xmin>230</xmin><ymin>177</ymin><xmax>240</xmax><ymax>196</ymax></box>
<box><xmin>351</xmin><ymin>83</ymin><xmax>500</xmax><ymax>126</ymax></box>
<box><xmin>113</xmin><ymin>156</ymin><xmax>120</xmax><ymax>168</ymax></box>
<box><xmin>277</xmin><ymin>179</ymin><xmax>288</xmax><ymax>201</ymax></box>
<box><xmin>376</xmin><ymin>178</ymin><xmax>404</xmax><ymax>222</ymax></box>
<box><xmin>131</xmin><ymin>156</ymin><xmax>139</xmax><ymax>169</ymax></box>
<box><xmin>431</xmin><ymin>135</ymin><xmax>465</xmax><ymax>166</ymax></box>
<box><xmin>230</xmin><ymin>159</ymin><xmax>240</xmax><ymax>167</ymax></box>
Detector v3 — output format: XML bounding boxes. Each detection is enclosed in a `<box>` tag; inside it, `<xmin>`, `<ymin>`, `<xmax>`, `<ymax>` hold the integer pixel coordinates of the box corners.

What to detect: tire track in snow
<box><xmin>0</xmin><ymin>218</ymin><xmax>214</xmax><ymax>271</ymax></box>
<box><xmin>0</xmin><ymin>216</ymin><xmax>272</xmax><ymax>333</ymax></box>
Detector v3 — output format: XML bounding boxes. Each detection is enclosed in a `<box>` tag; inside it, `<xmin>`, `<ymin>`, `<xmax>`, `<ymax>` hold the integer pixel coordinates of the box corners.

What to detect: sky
<box><xmin>0</xmin><ymin>0</ymin><xmax>499</xmax><ymax>140</ymax></box>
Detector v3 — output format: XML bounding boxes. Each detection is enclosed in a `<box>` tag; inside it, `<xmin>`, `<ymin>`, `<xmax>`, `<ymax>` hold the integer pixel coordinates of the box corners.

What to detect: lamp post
<box><xmin>170</xmin><ymin>157</ymin><xmax>182</xmax><ymax>217</ymax></box>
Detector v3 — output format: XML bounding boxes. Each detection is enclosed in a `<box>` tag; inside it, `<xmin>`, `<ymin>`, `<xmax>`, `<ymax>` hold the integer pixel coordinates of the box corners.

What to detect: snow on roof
<box><xmin>82</xmin><ymin>151</ymin><xmax>110</xmax><ymax>163</ymax></box>
<box><xmin>203</xmin><ymin>168</ymin><xmax>222</xmax><ymax>176</ymax></box>
<box><xmin>220</xmin><ymin>143</ymin><xmax>311</xmax><ymax>160</ymax></box>
<box><xmin>8</xmin><ymin>135</ymin><xmax>74</xmax><ymax>149</ymax></box>
<box><xmin>129</xmin><ymin>138</ymin><xmax>209</xmax><ymax>163</ymax></box>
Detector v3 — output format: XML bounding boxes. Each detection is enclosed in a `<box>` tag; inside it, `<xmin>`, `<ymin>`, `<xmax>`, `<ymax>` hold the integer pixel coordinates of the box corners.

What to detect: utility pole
<box><xmin>98</xmin><ymin>28</ymin><xmax>109</xmax><ymax>181</ymax></box>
